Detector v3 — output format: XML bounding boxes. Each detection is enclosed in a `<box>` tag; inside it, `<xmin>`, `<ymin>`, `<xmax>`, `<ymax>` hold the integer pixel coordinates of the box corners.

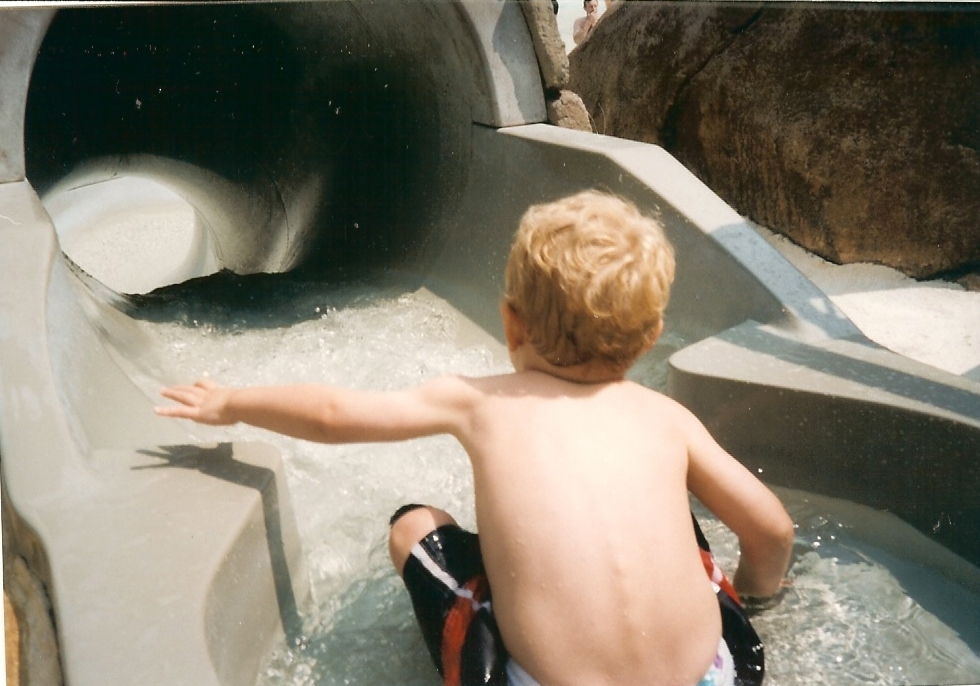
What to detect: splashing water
<box><xmin>129</xmin><ymin>280</ymin><xmax>980</xmax><ymax>686</ymax></box>
<box><xmin>695</xmin><ymin>499</ymin><xmax>980</xmax><ymax>686</ymax></box>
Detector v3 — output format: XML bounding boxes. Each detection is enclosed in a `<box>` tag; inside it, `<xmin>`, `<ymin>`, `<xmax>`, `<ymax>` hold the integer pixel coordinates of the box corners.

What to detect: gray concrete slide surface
<box><xmin>1</xmin><ymin>3</ymin><xmax>978</xmax><ymax>685</ymax></box>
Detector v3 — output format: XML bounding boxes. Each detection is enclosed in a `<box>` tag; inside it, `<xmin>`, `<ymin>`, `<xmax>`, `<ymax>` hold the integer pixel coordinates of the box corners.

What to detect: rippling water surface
<box><xmin>130</xmin><ymin>279</ymin><xmax>980</xmax><ymax>686</ymax></box>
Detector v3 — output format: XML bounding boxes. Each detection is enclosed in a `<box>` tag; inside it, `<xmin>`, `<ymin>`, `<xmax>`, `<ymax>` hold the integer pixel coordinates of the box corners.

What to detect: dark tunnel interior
<box><xmin>25</xmin><ymin>3</ymin><xmax>476</xmax><ymax>281</ymax></box>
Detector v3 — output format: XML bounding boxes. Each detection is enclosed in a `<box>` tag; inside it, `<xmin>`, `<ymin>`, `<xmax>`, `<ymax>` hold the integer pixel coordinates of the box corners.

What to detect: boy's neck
<box><xmin>501</xmin><ymin>305</ymin><xmax>642</xmax><ymax>385</ymax></box>
<box><xmin>514</xmin><ymin>350</ymin><xmax>629</xmax><ymax>385</ymax></box>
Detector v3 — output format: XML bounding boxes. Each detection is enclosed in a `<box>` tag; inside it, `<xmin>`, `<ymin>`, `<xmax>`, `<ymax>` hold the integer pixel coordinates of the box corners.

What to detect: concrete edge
<box><xmin>0</xmin><ymin>180</ymin><xmax>309</xmax><ymax>686</ymax></box>
<box><xmin>0</xmin><ymin>8</ymin><xmax>53</xmax><ymax>183</ymax></box>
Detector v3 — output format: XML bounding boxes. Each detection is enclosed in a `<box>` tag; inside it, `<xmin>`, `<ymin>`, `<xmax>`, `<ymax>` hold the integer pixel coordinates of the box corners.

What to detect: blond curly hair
<box><xmin>504</xmin><ymin>190</ymin><xmax>675</xmax><ymax>368</ymax></box>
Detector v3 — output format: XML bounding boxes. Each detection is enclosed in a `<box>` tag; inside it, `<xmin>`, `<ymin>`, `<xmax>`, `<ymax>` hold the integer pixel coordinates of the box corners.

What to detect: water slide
<box><xmin>1</xmin><ymin>3</ymin><xmax>978</xmax><ymax>685</ymax></box>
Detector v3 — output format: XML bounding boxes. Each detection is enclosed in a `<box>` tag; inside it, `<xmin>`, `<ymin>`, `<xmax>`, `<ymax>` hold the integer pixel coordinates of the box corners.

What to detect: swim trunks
<box><xmin>399</xmin><ymin>521</ymin><xmax>508</xmax><ymax>686</ymax></box>
<box><xmin>393</xmin><ymin>507</ymin><xmax>764</xmax><ymax>686</ymax></box>
<box><xmin>696</xmin><ymin>638</ymin><xmax>736</xmax><ymax>686</ymax></box>
<box><xmin>692</xmin><ymin>515</ymin><xmax>765</xmax><ymax>686</ymax></box>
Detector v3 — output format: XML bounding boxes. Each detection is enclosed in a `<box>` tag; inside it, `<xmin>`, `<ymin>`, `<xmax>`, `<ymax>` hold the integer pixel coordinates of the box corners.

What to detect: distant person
<box><xmin>157</xmin><ymin>191</ymin><xmax>794</xmax><ymax>686</ymax></box>
<box><xmin>573</xmin><ymin>0</ymin><xmax>600</xmax><ymax>45</ymax></box>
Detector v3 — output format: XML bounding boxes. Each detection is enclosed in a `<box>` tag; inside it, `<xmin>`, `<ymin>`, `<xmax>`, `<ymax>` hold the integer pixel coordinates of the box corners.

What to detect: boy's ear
<box><xmin>500</xmin><ymin>301</ymin><xmax>526</xmax><ymax>352</ymax></box>
<box><xmin>641</xmin><ymin>319</ymin><xmax>665</xmax><ymax>356</ymax></box>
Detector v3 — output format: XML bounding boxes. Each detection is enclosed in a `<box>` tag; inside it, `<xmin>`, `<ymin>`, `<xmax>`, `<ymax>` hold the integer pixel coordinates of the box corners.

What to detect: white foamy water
<box><xmin>132</xmin><ymin>282</ymin><xmax>980</xmax><ymax>686</ymax></box>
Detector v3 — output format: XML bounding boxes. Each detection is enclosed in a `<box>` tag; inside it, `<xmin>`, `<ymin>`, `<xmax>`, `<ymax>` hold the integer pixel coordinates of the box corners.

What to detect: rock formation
<box><xmin>570</xmin><ymin>2</ymin><xmax>980</xmax><ymax>281</ymax></box>
<box><xmin>519</xmin><ymin>0</ymin><xmax>593</xmax><ymax>132</ymax></box>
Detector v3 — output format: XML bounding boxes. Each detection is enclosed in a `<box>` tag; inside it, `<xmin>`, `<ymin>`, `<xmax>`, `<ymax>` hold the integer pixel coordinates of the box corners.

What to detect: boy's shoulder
<box><xmin>441</xmin><ymin>371</ymin><xmax>697</xmax><ymax>422</ymax></box>
<box><xmin>465</xmin><ymin>370</ymin><xmax>685</xmax><ymax>412</ymax></box>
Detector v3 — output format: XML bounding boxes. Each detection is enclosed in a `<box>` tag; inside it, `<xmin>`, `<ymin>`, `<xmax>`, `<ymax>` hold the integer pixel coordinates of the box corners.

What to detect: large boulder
<box><xmin>570</xmin><ymin>3</ymin><xmax>980</xmax><ymax>280</ymax></box>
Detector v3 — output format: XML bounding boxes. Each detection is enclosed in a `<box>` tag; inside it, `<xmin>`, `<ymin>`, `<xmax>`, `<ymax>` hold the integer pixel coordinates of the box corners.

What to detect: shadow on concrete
<box><xmin>718</xmin><ymin>321</ymin><xmax>980</xmax><ymax>422</ymax></box>
<box><xmin>134</xmin><ymin>443</ymin><xmax>304</xmax><ymax>643</ymax></box>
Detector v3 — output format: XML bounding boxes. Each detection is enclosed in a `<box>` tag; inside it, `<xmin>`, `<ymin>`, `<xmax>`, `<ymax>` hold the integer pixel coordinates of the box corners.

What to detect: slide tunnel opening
<box><xmin>25</xmin><ymin>2</ymin><xmax>480</xmax><ymax>289</ymax></box>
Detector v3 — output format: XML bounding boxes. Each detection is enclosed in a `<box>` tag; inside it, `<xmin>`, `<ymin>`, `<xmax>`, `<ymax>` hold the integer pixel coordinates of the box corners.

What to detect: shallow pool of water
<box><xmin>127</xmin><ymin>278</ymin><xmax>980</xmax><ymax>686</ymax></box>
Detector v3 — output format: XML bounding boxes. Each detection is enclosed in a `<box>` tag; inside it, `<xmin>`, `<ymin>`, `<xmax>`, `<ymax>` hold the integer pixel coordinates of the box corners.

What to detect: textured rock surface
<box><xmin>547</xmin><ymin>89</ymin><xmax>593</xmax><ymax>131</ymax></box>
<box><xmin>570</xmin><ymin>3</ymin><xmax>980</xmax><ymax>279</ymax></box>
<box><xmin>3</xmin><ymin>558</ymin><xmax>63</xmax><ymax>686</ymax></box>
<box><xmin>518</xmin><ymin>0</ymin><xmax>569</xmax><ymax>89</ymax></box>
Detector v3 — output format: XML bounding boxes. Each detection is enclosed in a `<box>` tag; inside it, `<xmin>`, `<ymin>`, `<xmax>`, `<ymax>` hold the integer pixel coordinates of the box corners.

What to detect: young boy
<box><xmin>156</xmin><ymin>191</ymin><xmax>794</xmax><ymax>686</ymax></box>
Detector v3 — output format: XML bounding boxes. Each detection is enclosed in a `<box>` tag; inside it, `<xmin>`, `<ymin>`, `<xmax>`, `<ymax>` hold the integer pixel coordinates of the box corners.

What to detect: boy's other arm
<box><xmin>155</xmin><ymin>376</ymin><xmax>477</xmax><ymax>444</ymax></box>
<box><xmin>682</xmin><ymin>409</ymin><xmax>794</xmax><ymax>598</ymax></box>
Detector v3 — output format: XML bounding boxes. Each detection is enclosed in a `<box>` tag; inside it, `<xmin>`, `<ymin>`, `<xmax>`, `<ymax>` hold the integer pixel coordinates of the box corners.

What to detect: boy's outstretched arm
<box><xmin>682</xmin><ymin>408</ymin><xmax>794</xmax><ymax>598</ymax></box>
<box><xmin>155</xmin><ymin>376</ymin><xmax>477</xmax><ymax>444</ymax></box>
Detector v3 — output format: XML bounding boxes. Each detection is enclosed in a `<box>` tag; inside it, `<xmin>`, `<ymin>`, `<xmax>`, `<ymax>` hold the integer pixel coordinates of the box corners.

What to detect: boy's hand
<box><xmin>155</xmin><ymin>379</ymin><xmax>236</xmax><ymax>425</ymax></box>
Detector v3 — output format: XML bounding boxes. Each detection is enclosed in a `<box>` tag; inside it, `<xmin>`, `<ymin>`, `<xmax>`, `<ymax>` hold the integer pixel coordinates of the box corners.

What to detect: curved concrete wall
<box><xmin>2</xmin><ymin>3</ymin><xmax>979</xmax><ymax>686</ymax></box>
<box><xmin>1</xmin><ymin>3</ymin><xmax>546</xmax><ymax>685</ymax></box>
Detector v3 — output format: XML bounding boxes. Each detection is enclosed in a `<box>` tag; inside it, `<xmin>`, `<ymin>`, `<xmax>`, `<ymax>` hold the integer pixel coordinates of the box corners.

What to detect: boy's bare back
<box><xmin>455</xmin><ymin>370</ymin><xmax>724</xmax><ymax>686</ymax></box>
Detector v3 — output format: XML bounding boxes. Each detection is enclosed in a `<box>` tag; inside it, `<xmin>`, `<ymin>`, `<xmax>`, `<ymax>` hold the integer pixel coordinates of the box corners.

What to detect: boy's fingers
<box><xmin>160</xmin><ymin>378</ymin><xmax>217</xmax><ymax>400</ymax></box>
<box><xmin>158</xmin><ymin>384</ymin><xmax>212</xmax><ymax>411</ymax></box>
<box><xmin>155</xmin><ymin>379</ymin><xmax>223</xmax><ymax>422</ymax></box>
<box><xmin>159</xmin><ymin>386</ymin><xmax>198</xmax><ymax>404</ymax></box>
<box><xmin>153</xmin><ymin>399</ymin><xmax>198</xmax><ymax>418</ymax></box>
<box><xmin>154</xmin><ymin>404</ymin><xmax>192</xmax><ymax>418</ymax></box>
